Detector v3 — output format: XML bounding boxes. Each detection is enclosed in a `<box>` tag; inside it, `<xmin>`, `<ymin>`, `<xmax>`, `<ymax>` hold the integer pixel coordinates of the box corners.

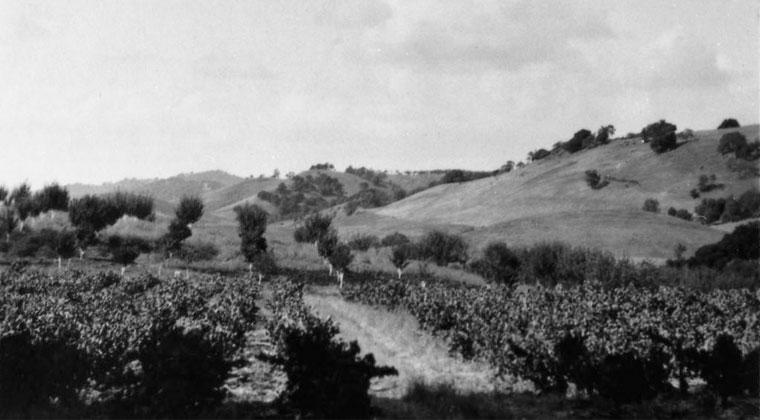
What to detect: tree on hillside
<box><xmin>641</xmin><ymin>119</ymin><xmax>677</xmax><ymax>153</ymax></box>
<box><xmin>596</xmin><ymin>125</ymin><xmax>616</xmax><ymax>145</ymax></box>
<box><xmin>564</xmin><ymin>129</ymin><xmax>594</xmax><ymax>153</ymax></box>
<box><xmin>500</xmin><ymin>161</ymin><xmax>515</xmax><ymax>173</ymax></box>
<box><xmin>31</xmin><ymin>183</ymin><xmax>69</xmax><ymax>217</ymax></box>
<box><xmin>717</xmin><ymin>132</ymin><xmax>756</xmax><ymax>160</ymax></box>
<box><xmin>294</xmin><ymin>213</ymin><xmax>333</xmax><ymax>246</ymax></box>
<box><xmin>317</xmin><ymin>229</ymin><xmax>339</xmax><ymax>275</ymax></box>
<box><xmin>68</xmin><ymin>195</ymin><xmax>108</xmax><ymax>249</ymax></box>
<box><xmin>0</xmin><ymin>208</ymin><xmax>18</xmax><ymax>243</ymax></box>
<box><xmin>389</xmin><ymin>244</ymin><xmax>412</xmax><ymax>279</ymax></box>
<box><xmin>718</xmin><ymin>118</ymin><xmax>740</xmax><ymax>129</ymax></box>
<box><xmin>418</xmin><ymin>230</ymin><xmax>469</xmax><ymax>267</ymax></box>
<box><xmin>0</xmin><ymin>186</ymin><xmax>7</xmax><ymax>204</ymax></box>
<box><xmin>234</xmin><ymin>202</ymin><xmax>276</xmax><ymax>283</ymax></box>
<box><xmin>9</xmin><ymin>183</ymin><xmax>33</xmax><ymax>229</ymax></box>
<box><xmin>642</xmin><ymin>198</ymin><xmax>660</xmax><ymax>213</ymax></box>
<box><xmin>104</xmin><ymin>191</ymin><xmax>154</xmax><ymax>221</ymax></box>
<box><xmin>329</xmin><ymin>242</ymin><xmax>353</xmax><ymax>288</ymax></box>
<box><xmin>163</xmin><ymin>195</ymin><xmax>204</xmax><ymax>252</ymax></box>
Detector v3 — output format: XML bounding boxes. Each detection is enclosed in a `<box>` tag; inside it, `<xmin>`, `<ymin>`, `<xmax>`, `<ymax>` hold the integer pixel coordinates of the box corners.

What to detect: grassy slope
<box><xmin>340</xmin><ymin>126</ymin><xmax>758</xmax><ymax>260</ymax></box>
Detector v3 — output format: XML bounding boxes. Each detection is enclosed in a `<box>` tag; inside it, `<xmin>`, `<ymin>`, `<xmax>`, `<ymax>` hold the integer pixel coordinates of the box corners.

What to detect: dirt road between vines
<box><xmin>303</xmin><ymin>285</ymin><xmax>528</xmax><ymax>399</ymax></box>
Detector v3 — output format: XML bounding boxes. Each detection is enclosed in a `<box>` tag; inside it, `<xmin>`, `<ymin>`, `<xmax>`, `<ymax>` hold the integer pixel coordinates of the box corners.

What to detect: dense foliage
<box><xmin>718</xmin><ymin>132</ymin><xmax>760</xmax><ymax>161</ymax></box>
<box><xmin>717</xmin><ymin>118</ymin><xmax>740</xmax><ymax>129</ymax></box>
<box><xmin>342</xmin><ymin>273</ymin><xmax>760</xmax><ymax>403</ymax></box>
<box><xmin>641</xmin><ymin>119</ymin><xmax>678</xmax><ymax>153</ymax></box>
<box><xmin>0</xmin><ymin>269</ymin><xmax>259</xmax><ymax>417</ymax></box>
<box><xmin>163</xmin><ymin>195</ymin><xmax>204</xmax><ymax>251</ymax></box>
<box><xmin>694</xmin><ymin>189</ymin><xmax>760</xmax><ymax>224</ymax></box>
<box><xmin>417</xmin><ymin>230</ymin><xmax>469</xmax><ymax>266</ymax></box>
<box><xmin>293</xmin><ymin>212</ymin><xmax>333</xmax><ymax>244</ymax></box>
<box><xmin>689</xmin><ymin>222</ymin><xmax>759</xmax><ymax>270</ymax></box>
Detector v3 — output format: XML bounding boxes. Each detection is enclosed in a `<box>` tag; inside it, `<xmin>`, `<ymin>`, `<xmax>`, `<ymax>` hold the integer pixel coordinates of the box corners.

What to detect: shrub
<box><xmin>642</xmin><ymin>198</ymin><xmax>660</xmax><ymax>213</ymax></box>
<box><xmin>554</xmin><ymin>333</ymin><xmax>595</xmax><ymax>394</ymax></box>
<box><xmin>294</xmin><ymin>213</ymin><xmax>333</xmax><ymax>244</ymax></box>
<box><xmin>641</xmin><ymin>119</ymin><xmax>677</xmax><ymax>153</ymax></box>
<box><xmin>380</xmin><ymin>232</ymin><xmax>410</xmax><ymax>247</ymax></box>
<box><xmin>103</xmin><ymin>191</ymin><xmax>155</xmax><ymax>221</ymax></box>
<box><xmin>585</xmin><ymin>170</ymin><xmax>608</xmax><ymax>189</ymax></box>
<box><xmin>389</xmin><ymin>244</ymin><xmax>413</xmax><ymax>279</ymax></box>
<box><xmin>130</xmin><ymin>319</ymin><xmax>237</xmax><ymax>417</ymax></box>
<box><xmin>175</xmin><ymin>241</ymin><xmax>219</xmax><ymax>262</ymax></box>
<box><xmin>717</xmin><ymin>132</ymin><xmax>748</xmax><ymax>157</ymax></box>
<box><xmin>596</xmin><ymin>125</ymin><xmax>615</xmax><ymax>145</ymax></box>
<box><xmin>417</xmin><ymin>231</ymin><xmax>468</xmax><ymax>266</ymax></box>
<box><xmin>469</xmin><ymin>242</ymin><xmax>521</xmax><ymax>285</ymax></box>
<box><xmin>701</xmin><ymin>334</ymin><xmax>744</xmax><ymax>406</ymax></box>
<box><xmin>594</xmin><ymin>349</ymin><xmax>669</xmax><ymax>404</ymax></box>
<box><xmin>0</xmin><ymin>331</ymin><xmax>88</xmax><ymax>416</ymax></box>
<box><xmin>563</xmin><ymin>129</ymin><xmax>594</xmax><ymax>153</ymax></box>
<box><xmin>717</xmin><ymin>118</ymin><xmax>740</xmax><ymax>129</ymax></box>
<box><xmin>30</xmin><ymin>183</ymin><xmax>69</xmax><ymax>217</ymax></box>
<box><xmin>697</xmin><ymin>174</ymin><xmax>722</xmax><ymax>192</ymax></box>
<box><xmin>266</xmin><ymin>283</ymin><xmax>397</xmax><ymax>419</ymax></box>
<box><xmin>689</xmin><ymin>222</ymin><xmax>759</xmax><ymax>269</ymax></box>
<box><xmin>529</xmin><ymin>148</ymin><xmax>551</xmax><ymax>161</ymax></box>
<box><xmin>346</xmin><ymin>234</ymin><xmax>380</xmax><ymax>251</ymax></box>
<box><xmin>675</xmin><ymin>209</ymin><xmax>693</xmax><ymax>221</ymax></box>
<box><xmin>106</xmin><ymin>235</ymin><xmax>152</xmax><ymax>266</ymax></box>
<box><xmin>694</xmin><ymin>198</ymin><xmax>726</xmax><ymax>224</ymax></box>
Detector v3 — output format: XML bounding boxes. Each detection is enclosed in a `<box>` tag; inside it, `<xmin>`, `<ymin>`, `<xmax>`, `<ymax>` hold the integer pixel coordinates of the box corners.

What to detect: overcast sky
<box><xmin>0</xmin><ymin>0</ymin><xmax>757</xmax><ymax>188</ymax></box>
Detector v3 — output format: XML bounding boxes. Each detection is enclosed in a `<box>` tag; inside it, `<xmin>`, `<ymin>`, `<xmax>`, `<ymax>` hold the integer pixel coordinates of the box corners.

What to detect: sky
<box><xmin>0</xmin><ymin>0</ymin><xmax>757</xmax><ymax>188</ymax></box>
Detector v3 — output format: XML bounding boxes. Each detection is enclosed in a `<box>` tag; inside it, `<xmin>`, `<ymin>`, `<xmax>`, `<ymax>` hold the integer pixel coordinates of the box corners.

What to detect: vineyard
<box><xmin>0</xmin><ymin>267</ymin><xmax>260</xmax><ymax>417</ymax></box>
<box><xmin>342</xmin><ymin>273</ymin><xmax>760</xmax><ymax>404</ymax></box>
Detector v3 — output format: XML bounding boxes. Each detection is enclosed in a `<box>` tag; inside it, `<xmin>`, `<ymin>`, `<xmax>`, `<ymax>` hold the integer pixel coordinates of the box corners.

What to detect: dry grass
<box><xmin>332</xmin><ymin>126</ymin><xmax>759</xmax><ymax>260</ymax></box>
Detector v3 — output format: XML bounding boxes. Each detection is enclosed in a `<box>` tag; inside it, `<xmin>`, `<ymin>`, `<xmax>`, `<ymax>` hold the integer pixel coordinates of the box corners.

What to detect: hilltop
<box><xmin>333</xmin><ymin>125</ymin><xmax>759</xmax><ymax>261</ymax></box>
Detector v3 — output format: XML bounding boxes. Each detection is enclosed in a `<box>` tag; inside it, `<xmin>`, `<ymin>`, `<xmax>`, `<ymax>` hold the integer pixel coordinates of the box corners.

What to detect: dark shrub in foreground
<box><xmin>0</xmin><ymin>331</ymin><xmax>87</xmax><ymax>416</ymax></box>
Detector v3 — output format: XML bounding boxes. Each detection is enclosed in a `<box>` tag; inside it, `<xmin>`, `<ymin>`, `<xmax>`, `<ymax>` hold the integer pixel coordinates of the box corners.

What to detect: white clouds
<box><xmin>314</xmin><ymin>0</ymin><xmax>393</xmax><ymax>28</ymax></box>
<box><xmin>0</xmin><ymin>1</ymin><xmax>756</xmax><ymax>188</ymax></box>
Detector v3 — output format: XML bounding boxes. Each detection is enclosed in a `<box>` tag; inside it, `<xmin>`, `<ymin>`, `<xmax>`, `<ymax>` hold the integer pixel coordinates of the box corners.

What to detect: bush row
<box><xmin>0</xmin><ymin>269</ymin><xmax>259</xmax><ymax>417</ymax></box>
<box><xmin>342</xmin><ymin>274</ymin><xmax>760</xmax><ymax>405</ymax></box>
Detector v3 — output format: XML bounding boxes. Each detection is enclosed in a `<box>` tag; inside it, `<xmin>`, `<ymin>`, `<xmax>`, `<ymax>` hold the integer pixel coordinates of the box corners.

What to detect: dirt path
<box><xmin>303</xmin><ymin>285</ymin><xmax>522</xmax><ymax>399</ymax></box>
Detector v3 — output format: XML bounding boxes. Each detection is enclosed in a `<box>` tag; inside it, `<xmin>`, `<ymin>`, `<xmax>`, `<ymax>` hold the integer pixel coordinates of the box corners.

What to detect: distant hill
<box><xmin>335</xmin><ymin>125</ymin><xmax>759</xmax><ymax>260</ymax></box>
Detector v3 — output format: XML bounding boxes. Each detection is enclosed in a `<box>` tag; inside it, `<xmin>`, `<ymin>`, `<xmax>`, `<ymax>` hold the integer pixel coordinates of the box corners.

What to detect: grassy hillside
<box><xmin>337</xmin><ymin>125</ymin><xmax>758</xmax><ymax>260</ymax></box>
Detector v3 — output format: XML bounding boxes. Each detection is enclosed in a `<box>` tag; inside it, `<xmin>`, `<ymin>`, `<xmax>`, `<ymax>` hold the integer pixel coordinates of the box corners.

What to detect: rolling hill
<box><xmin>334</xmin><ymin>125</ymin><xmax>759</xmax><ymax>261</ymax></box>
